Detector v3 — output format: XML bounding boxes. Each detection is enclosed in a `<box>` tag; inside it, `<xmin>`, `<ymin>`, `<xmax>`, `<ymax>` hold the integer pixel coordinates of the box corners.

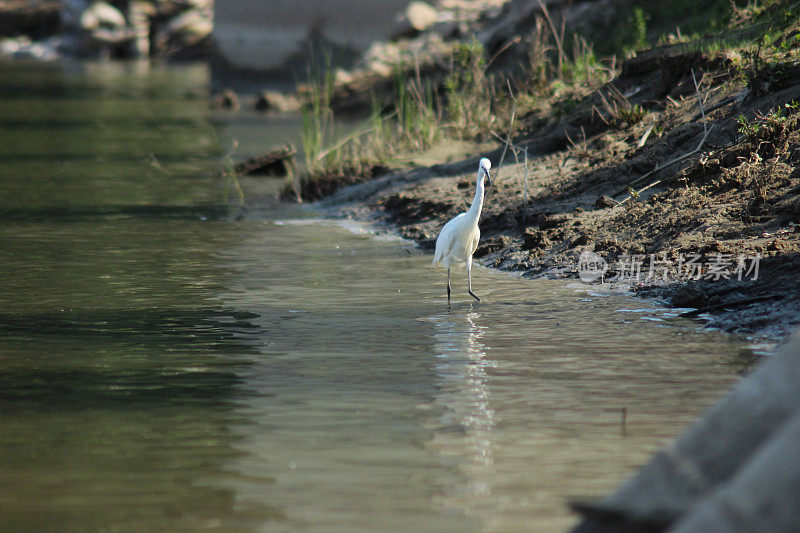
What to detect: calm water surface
<box><xmin>0</xmin><ymin>60</ymin><xmax>742</xmax><ymax>532</ymax></box>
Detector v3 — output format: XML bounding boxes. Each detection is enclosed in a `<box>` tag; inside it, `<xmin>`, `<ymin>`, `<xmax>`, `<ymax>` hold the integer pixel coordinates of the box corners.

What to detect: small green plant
<box><xmin>300</xmin><ymin>66</ymin><xmax>336</xmax><ymax>171</ymax></box>
<box><xmin>394</xmin><ymin>66</ymin><xmax>441</xmax><ymax>149</ymax></box>
<box><xmin>737</xmin><ymin>107</ymin><xmax>793</xmax><ymax>139</ymax></box>
<box><xmin>594</xmin><ymin>85</ymin><xmax>646</xmax><ymax>128</ymax></box>
<box><xmin>731</xmin><ymin>0</ymin><xmax>800</xmax><ymax>96</ymax></box>
<box><xmin>625</xmin><ymin>186</ymin><xmax>641</xmax><ymax>209</ymax></box>
<box><xmin>737</xmin><ymin>114</ymin><xmax>761</xmax><ymax>137</ymax></box>
<box><xmin>733</xmin><ymin>48</ymin><xmax>792</xmax><ymax>95</ymax></box>
<box><xmin>526</xmin><ymin>16</ymin><xmax>552</xmax><ymax>86</ymax></box>
<box><xmin>562</xmin><ymin>35</ymin><xmax>612</xmax><ymax>86</ymax></box>
<box><xmin>444</xmin><ymin>39</ymin><xmax>491</xmax><ymax>137</ymax></box>
<box><xmin>618</xmin><ymin>103</ymin><xmax>647</xmax><ymax>125</ymax></box>
<box><xmin>221</xmin><ymin>139</ymin><xmax>244</xmax><ymax>204</ymax></box>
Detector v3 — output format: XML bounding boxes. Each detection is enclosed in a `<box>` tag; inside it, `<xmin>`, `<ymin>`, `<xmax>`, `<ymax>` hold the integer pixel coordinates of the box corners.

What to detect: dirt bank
<box><xmin>284</xmin><ymin>2</ymin><xmax>800</xmax><ymax>342</ymax></box>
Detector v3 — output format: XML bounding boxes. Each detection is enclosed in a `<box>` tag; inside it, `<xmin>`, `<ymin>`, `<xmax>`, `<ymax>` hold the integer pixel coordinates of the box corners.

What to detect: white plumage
<box><xmin>432</xmin><ymin>157</ymin><xmax>492</xmax><ymax>302</ymax></box>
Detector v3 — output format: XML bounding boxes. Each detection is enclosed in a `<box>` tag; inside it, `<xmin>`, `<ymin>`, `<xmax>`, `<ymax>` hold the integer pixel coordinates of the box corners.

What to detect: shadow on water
<box><xmin>0</xmin><ymin>306</ymin><xmax>262</xmax><ymax>343</ymax></box>
<box><xmin>0</xmin><ymin>59</ymin><xmax>298</xmax><ymax>531</ymax></box>
<box><xmin>0</xmin><ymin>152</ymin><xmax>220</xmax><ymax>164</ymax></box>
<box><xmin>0</xmin><ymin>307</ymin><xmax>266</xmax><ymax>410</ymax></box>
<box><xmin>0</xmin><ymin>368</ymin><xmax>246</xmax><ymax>409</ymax></box>
<box><xmin>0</xmin><ymin>117</ymin><xmax>206</xmax><ymax>129</ymax></box>
<box><xmin>0</xmin><ymin>204</ymin><xmax>238</xmax><ymax>222</ymax></box>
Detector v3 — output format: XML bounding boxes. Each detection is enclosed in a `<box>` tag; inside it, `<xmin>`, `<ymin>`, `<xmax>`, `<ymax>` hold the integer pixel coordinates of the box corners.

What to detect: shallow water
<box><xmin>0</xmin><ymin>60</ymin><xmax>742</xmax><ymax>532</ymax></box>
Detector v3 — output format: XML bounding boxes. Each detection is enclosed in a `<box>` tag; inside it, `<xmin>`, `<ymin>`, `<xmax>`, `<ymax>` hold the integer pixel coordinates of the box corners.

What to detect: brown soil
<box><xmin>307</xmin><ymin>42</ymin><xmax>800</xmax><ymax>342</ymax></box>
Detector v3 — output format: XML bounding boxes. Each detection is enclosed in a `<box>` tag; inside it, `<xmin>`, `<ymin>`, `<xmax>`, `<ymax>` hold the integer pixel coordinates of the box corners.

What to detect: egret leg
<box><xmin>467</xmin><ymin>257</ymin><xmax>480</xmax><ymax>301</ymax></box>
<box><xmin>447</xmin><ymin>268</ymin><xmax>451</xmax><ymax>303</ymax></box>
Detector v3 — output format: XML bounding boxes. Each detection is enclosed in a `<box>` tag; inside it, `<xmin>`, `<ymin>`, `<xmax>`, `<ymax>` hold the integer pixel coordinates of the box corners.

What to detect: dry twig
<box><xmin>690</xmin><ymin>90</ymin><xmax>749</xmax><ymax>122</ymax></box>
<box><xmin>523</xmin><ymin>147</ymin><xmax>529</xmax><ymax>203</ymax></box>
<box><xmin>637</xmin><ymin>124</ymin><xmax>654</xmax><ymax>148</ymax></box>
<box><xmin>692</xmin><ymin>68</ymin><xmax>707</xmax><ymax>134</ymax></box>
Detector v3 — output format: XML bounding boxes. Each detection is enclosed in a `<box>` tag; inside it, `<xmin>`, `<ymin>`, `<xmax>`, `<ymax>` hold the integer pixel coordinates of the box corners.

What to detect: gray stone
<box><xmin>671</xmin><ymin>409</ymin><xmax>800</xmax><ymax>532</ymax></box>
<box><xmin>572</xmin><ymin>331</ymin><xmax>800</xmax><ymax>530</ymax></box>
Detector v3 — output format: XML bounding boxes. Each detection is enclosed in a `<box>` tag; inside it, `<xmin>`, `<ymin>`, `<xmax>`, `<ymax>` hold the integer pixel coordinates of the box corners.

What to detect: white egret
<box><xmin>432</xmin><ymin>157</ymin><xmax>492</xmax><ymax>303</ymax></box>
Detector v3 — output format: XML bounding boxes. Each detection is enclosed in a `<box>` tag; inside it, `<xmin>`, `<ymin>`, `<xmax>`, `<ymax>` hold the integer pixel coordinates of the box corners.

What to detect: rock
<box><xmin>595</xmin><ymin>195</ymin><xmax>617</xmax><ymax>209</ymax></box>
<box><xmin>365</xmin><ymin>60</ymin><xmax>393</xmax><ymax>78</ymax></box>
<box><xmin>571</xmin><ymin>234</ymin><xmax>590</xmax><ymax>247</ymax></box>
<box><xmin>0</xmin><ymin>35</ymin><xmax>59</xmax><ymax>60</ymax></box>
<box><xmin>362</xmin><ymin>41</ymin><xmax>400</xmax><ymax>77</ymax></box>
<box><xmin>334</xmin><ymin>68</ymin><xmax>353</xmax><ymax>86</ymax></box>
<box><xmin>768</xmin><ymin>240</ymin><xmax>800</xmax><ymax>253</ymax></box>
<box><xmin>182</xmin><ymin>0</ymin><xmax>213</xmax><ymax>8</ymax></box>
<box><xmin>405</xmin><ymin>2</ymin><xmax>438</xmax><ymax>31</ymax></box>
<box><xmin>80</xmin><ymin>2</ymin><xmax>126</xmax><ymax>31</ymax></box>
<box><xmin>671</xmin><ymin>409</ymin><xmax>800</xmax><ymax>533</ymax></box>
<box><xmin>522</xmin><ymin>227</ymin><xmax>552</xmax><ymax>250</ymax></box>
<box><xmin>536</xmin><ymin>213</ymin><xmax>568</xmax><ymax>230</ymax></box>
<box><xmin>74</xmin><ymin>1</ymin><xmax>137</xmax><ymax>57</ymax></box>
<box><xmin>255</xmin><ymin>90</ymin><xmax>300</xmax><ymax>113</ymax></box>
<box><xmin>166</xmin><ymin>8</ymin><xmax>212</xmax><ymax>42</ymax></box>
<box><xmin>131</xmin><ymin>1</ymin><xmax>157</xmax><ymax>18</ymax></box>
<box><xmin>0</xmin><ymin>35</ymin><xmax>30</xmax><ymax>55</ymax></box>
<box><xmin>671</xmin><ymin>284</ymin><xmax>709</xmax><ymax>309</ymax></box>
<box><xmin>152</xmin><ymin>0</ymin><xmax>209</xmax><ymax>18</ymax></box>
<box><xmin>392</xmin><ymin>1</ymin><xmax>438</xmax><ymax>39</ymax></box>
<box><xmin>78</xmin><ymin>11</ymin><xmax>97</xmax><ymax>30</ymax></box>
<box><xmin>60</xmin><ymin>0</ymin><xmax>214</xmax><ymax>59</ymax></box>
<box><xmin>234</xmin><ymin>145</ymin><xmax>296</xmax><ymax>177</ymax></box>
<box><xmin>89</xmin><ymin>27</ymin><xmax>135</xmax><ymax>47</ymax></box>
<box><xmin>213</xmin><ymin>89</ymin><xmax>239</xmax><ymax>110</ymax></box>
<box><xmin>152</xmin><ymin>6</ymin><xmax>212</xmax><ymax>58</ymax></box>
<box><xmin>19</xmin><ymin>40</ymin><xmax>58</xmax><ymax>60</ymax></box>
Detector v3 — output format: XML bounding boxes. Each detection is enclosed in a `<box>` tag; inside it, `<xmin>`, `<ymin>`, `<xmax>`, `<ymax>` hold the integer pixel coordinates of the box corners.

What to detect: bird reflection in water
<box><xmin>427</xmin><ymin>305</ymin><xmax>498</xmax><ymax>512</ymax></box>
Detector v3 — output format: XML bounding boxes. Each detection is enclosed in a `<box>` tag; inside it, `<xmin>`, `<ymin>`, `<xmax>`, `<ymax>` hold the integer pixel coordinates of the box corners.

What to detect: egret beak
<box><xmin>485</xmin><ymin>169</ymin><xmax>493</xmax><ymax>187</ymax></box>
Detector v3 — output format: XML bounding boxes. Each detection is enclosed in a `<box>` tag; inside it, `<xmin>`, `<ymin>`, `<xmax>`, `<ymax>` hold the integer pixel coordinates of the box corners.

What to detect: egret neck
<box><xmin>465</xmin><ymin>168</ymin><xmax>487</xmax><ymax>225</ymax></box>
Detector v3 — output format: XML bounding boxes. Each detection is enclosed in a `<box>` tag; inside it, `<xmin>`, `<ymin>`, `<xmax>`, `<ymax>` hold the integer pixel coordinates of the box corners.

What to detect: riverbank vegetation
<box><xmin>289</xmin><ymin>0</ymin><xmax>793</xmax><ymax>195</ymax></box>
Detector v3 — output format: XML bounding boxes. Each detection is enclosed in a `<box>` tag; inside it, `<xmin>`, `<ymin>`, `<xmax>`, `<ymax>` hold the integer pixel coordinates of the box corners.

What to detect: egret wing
<box><xmin>433</xmin><ymin>213</ymin><xmax>465</xmax><ymax>265</ymax></box>
<box><xmin>470</xmin><ymin>226</ymin><xmax>481</xmax><ymax>255</ymax></box>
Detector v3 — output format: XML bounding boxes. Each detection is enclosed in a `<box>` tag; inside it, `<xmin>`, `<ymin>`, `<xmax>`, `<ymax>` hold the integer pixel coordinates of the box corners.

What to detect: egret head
<box><xmin>479</xmin><ymin>157</ymin><xmax>492</xmax><ymax>187</ymax></box>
